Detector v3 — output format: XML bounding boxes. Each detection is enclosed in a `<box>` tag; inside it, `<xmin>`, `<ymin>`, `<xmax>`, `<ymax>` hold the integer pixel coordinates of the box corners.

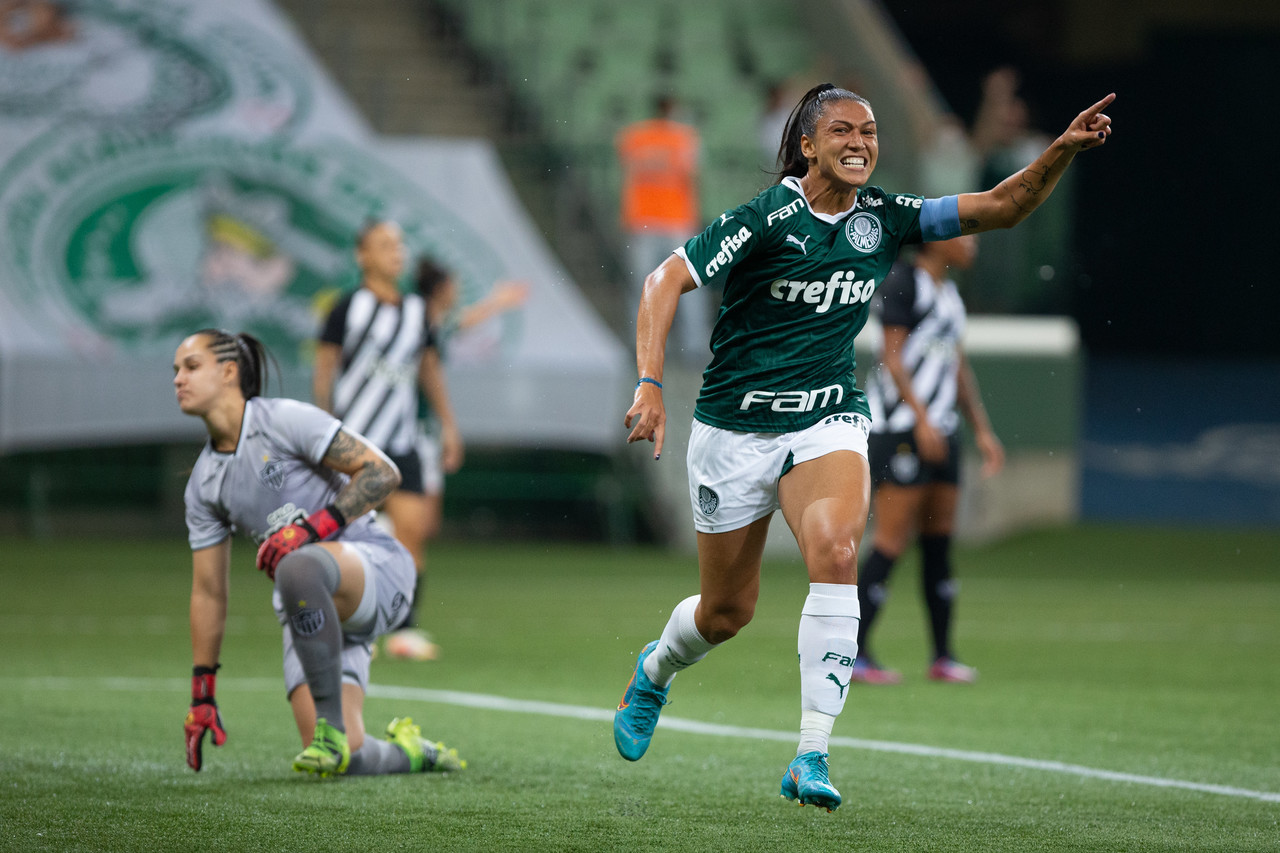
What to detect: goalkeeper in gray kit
<box><xmin>175</xmin><ymin>327</ymin><xmax>466</xmax><ymax>776</ymax></box>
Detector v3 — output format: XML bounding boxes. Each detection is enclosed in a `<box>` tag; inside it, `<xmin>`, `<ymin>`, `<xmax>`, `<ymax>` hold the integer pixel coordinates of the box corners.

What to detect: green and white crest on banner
<box><xmin>0</xmin><ymin>129</ymin><xmax>501</xmax><ymax>368</ymax></box>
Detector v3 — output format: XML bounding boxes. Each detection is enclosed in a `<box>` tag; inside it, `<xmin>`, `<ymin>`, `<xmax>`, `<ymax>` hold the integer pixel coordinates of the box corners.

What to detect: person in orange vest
<box><xmin>616</xmin><ymin>95</ymin><xmax>708</xmax><ymax>366</ymax></box>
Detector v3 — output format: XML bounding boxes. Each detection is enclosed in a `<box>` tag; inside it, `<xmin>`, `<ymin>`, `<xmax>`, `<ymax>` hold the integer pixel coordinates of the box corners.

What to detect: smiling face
<box><xmin>800</xmin><ymin>98</ymin><xmax>879</xmax><ymax>190</ymax></box>
<box><xmin>172</xmin><ymin>333</ymin><xmax>235</xmax><ymax>417</ymax></box>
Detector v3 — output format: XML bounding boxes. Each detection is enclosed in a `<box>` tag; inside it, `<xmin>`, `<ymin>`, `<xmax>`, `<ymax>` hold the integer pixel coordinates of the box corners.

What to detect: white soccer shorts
<box><xmin>686</xmin><ymin>413</ymin><xmax>870</xmax><ymax>534</ymax></box>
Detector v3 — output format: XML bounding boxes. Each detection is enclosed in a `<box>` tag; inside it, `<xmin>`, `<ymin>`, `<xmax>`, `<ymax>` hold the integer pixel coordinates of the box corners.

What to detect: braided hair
<box><xmin>193</xmin><ymin>328</ymin><xmax>273</xmax><ymax>400</ymax></box>
<box><xmin>774</xmin><ymin>83</ymin><xmax>872</xmax><ymax>183</ymax></box>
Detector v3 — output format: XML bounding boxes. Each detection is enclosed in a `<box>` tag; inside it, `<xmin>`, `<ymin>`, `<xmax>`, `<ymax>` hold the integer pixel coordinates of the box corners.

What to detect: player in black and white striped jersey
<box><xmin>857</xmin><ymin>235</ymin><xmax>1005</xmax><ymax>684</ymax></box>
<box><xmin>411</xmin><ymin>257</ymin><xmax>529</xmax><ymax>583</ymax></box>
<box><xmin>313</xmin><ymin>220</ymin><xmax>460</xmax><ymax>662</ymax></box>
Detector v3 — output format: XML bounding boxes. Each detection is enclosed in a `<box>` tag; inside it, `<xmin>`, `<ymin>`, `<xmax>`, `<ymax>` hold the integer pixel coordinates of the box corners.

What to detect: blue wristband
<box><xmin>636</xmin><ymin>377</ymin><xmax>663</xmax><ymax>390</ymax></box>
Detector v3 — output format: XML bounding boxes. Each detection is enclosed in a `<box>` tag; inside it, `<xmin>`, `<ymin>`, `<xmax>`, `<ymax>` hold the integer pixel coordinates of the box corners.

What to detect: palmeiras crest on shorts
<box><xmin>258</xmin><ymin>460</ymin><xmax>287</xmax><ymax>490</ymax></box>
<box><xmin>698</xmin><ymin>485</ymin><xmax>720</xmax><ymax>516</ymax></box>
<box><xmin>291</xmin><ymin>608</ymin><xmax>325</xmax><ymax>637</ymax></box>
<box><xmin>845</xmin><ymin>212</ymin><xmax>882</xmax><ymax>253</ymax></box>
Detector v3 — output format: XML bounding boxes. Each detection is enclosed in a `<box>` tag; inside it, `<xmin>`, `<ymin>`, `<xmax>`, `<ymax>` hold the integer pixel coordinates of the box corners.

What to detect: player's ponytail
<box><xmin>775</xmin><ymin>83</ymin><xmax>872</xmax><ymax>183</ymax></box>
<box><xmin>194</xmin><ymin>328</ymin><xmax>276</xmax><ymax>400</ymax></box>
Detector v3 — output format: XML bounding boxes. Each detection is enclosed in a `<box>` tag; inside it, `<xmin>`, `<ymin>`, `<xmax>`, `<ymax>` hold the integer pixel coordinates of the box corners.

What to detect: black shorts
<box><xmin>387</xmin><ymin>451</ymin><xmax>425</xmax><ymax>495</ymax></box>
<box><xmin>868</xmin><ymin>429</ymin><xmax>961</xmax><ymax>488</ymax></box>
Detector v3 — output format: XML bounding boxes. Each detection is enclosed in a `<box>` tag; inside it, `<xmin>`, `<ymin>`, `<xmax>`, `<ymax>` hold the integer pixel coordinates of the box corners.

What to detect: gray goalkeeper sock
<box><xmin>346</xmin><ymin>737</ymin><xmax>412</xmax><ymax>775</ymax></box>
<box><xmin>276</xmin><ymin>547</ymin><xmax>345</xmax><ymax>731</ymax></box>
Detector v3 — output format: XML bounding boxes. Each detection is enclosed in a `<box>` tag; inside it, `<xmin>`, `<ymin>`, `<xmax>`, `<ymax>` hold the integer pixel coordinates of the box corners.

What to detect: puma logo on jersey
<box><xmin>769</xmin><ymin>271</ymin><xmax>876</xmax><ymax>314</ymax></box>
<box><xmin>785</xmin><ymin>234</ymin><xmax>811</xmax><ymax>254</ymax></box>
<box><xmin>719</xmin><ymin>212</ymin><xmax>736</xmax><ymax>225</ymax></box>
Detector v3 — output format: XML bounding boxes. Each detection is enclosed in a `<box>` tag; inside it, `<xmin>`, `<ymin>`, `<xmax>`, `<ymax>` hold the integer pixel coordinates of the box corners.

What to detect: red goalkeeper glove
<box><xmin>184</xmin><ymin>667</ymin><xmax>227</xmax><ymax>771</ymax></box>
<box><xmin>255</xmin><ymin>505</ymin><xmax>345</xmax><ymax>579</ymax></box>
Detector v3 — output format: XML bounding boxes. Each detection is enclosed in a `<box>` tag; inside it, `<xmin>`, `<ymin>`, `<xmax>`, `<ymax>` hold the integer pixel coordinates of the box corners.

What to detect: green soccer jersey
<box><xmin>679</xmin><ymin>176</ymin><xmax>958</xmax><ymax>433</ymax></box>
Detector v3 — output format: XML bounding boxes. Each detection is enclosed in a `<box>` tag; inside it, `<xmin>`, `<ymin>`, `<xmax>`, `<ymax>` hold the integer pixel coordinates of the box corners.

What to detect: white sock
<box><xmin>644</xmin><ymin>595</ymin><xmax>717</xmax><ymax>688</ymax></box>
<box><xmin>796</xmin><ymin>583</ymin><xmax>860</xmax><ymax>756</ymax></box>
<box><xmin>799</xmin><ymin>709</ymin><xmax>837</xmax><ymax>757</ymax></box>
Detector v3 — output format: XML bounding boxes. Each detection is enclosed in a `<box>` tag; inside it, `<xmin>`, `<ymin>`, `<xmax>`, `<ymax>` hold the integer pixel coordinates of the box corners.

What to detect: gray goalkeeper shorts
<box><xmin>278</xmin><ymin>538</ymin><xmax>414</xmax><ymax>695</ymax></box>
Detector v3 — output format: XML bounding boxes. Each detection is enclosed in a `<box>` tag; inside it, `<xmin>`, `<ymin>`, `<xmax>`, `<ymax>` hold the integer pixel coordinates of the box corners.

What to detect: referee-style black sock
<box><xmin>920</xmin><ymin>534</ymin><xmax>955</xmax><ymax>662</ymax></box>
<box><xmin>857</xmin><ymin>548</ymin><xmax>897</xmax><ymax>661</ymax></box>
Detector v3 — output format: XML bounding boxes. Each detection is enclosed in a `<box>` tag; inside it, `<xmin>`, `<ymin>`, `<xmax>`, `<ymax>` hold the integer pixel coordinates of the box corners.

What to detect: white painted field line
<box><xmin>14</xmin><ymin>677</ymin><xmax>1279</xmax><ymax>803</ymax></box>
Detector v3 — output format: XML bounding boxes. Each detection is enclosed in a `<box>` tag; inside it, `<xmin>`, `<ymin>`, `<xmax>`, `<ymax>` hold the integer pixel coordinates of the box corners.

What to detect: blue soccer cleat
<box><xmin>780</xmin><ymin>751</ymin><xmax>841</xmax><ymax>812</ymax></box>
<box><xmin>613</xmin><ymin>640</ymin><xmax>669</xmax><ymax>761</ymax></box>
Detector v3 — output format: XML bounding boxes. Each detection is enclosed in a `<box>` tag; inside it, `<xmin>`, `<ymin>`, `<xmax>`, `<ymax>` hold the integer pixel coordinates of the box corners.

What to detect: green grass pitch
<box><xmin>1</xmin><ymin>525</ymin><xmax>1277</xmax><ymax>851</ymax></box>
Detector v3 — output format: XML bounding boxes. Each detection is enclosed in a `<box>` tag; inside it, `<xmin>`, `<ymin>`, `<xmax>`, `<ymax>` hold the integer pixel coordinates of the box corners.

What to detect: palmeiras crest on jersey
<box><xmin>845</xmin><ymin>212</ymin><xmax>882</xmax><ymax>253</ymax></box>
<box><xmin>258</xmin><ymin>460</ymin><xmax>287</xmax><ymax>490</ymax></box>
<box><xmin>698</xmin><ymin>485</ymin><xmax>720</xmax><ymax>516</ymax></box>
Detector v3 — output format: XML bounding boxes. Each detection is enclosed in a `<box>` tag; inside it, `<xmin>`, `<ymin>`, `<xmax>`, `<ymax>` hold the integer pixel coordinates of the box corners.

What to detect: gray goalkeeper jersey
<box><xmin>183</xmin><ymin>396</ymin><xmax>385</xmax><ymax>550</ymax></box>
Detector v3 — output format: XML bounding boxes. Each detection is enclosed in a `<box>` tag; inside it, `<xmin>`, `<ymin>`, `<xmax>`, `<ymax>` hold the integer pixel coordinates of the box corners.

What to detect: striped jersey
<box><xmin>677</xmin><ymin>176</ymin><xmax>960</xmax><ymax>433</ymax></box>
<box><xmin>183</xmin><ymin>396</ymin><xmax>387</xmax><ymax>550</ymax></box>
<box><xmin>866</xmin><ymin>263</ymin><xmax>967</xmax><ymax>436</ymax></box>
<box><xmin>319</xmin><ymin>287</ymin><xmax>434</xmax><ymax>456</ymax></box>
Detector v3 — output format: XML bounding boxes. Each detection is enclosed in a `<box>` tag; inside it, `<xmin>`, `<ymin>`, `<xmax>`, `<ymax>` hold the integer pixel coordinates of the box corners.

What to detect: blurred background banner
<box><xmin>0</xmin><ymin>0</ymin><xmax>626</xmax><ymax>454</ymax></box>
<box><xmin>1</xmin><ymin>0</ymin><xmax>1276</xmax><ymax>538</ymax></box>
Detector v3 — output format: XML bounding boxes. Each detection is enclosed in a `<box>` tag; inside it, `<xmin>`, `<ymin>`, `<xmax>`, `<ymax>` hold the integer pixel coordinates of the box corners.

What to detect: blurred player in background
<box><xmin>854</xmin><ymin>235</ymin><xmax>1003</xmax><ymax>685</ymax></box>
<box><xmin>616</xmin><ymin>83</ymin><xmax>1113</xmax><ymax>811</ymax></box>
<box><xmin>313</xmin><ymin>220</ymin><xmax>461</xmax><ymax>662</ymax></box>
<box><xmin>175</xmin><ymin>328</ymin><xmax>465</xmax><ymax>777</ymax></box>
<box><xmin>616</xmin><ymin>94</ymin><xmax>707</xmax><ymax>365</ymax></box>
<box><xmin>388</xmin><ymin>258</ymin><xmax>529</xmax><ymax>658</ymax></box>
<box><xmin>0</xmin><ymin>0</ymin><xmax>74</xmax><ymax>51</ymax></box>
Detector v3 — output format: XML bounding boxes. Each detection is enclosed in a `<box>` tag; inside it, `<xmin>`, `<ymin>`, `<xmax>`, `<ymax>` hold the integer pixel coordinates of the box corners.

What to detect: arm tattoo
<box><xmin>1019</xmin><ymin>166</ymin><xmax>1050</xmax><ymax>194</ymax></box>
<box><xmin>1006</xmin><ymin>166</ymin><xmax>1051</xmax><ymax>214</ymax></box>
<box><xmin>324</xmin><ymin>429</ymin><xmax>363</xmax><ymax>467</ymax></box>
<box><xmin>325</xmin><ymin>430</ymin><xmax>399</xmax><ymax>520</ymax></box>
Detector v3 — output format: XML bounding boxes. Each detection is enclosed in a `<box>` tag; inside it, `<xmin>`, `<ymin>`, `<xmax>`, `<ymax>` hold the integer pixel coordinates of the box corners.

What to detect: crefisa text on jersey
<box><xmin>769</xmin><ymin>271</ymin><xmax>876</xmax><ymax>314</ymax></box>
<box><xmin>703</xmin><ymin>226</ymin><xmax>753</xmax><ymax>278</ymax></box>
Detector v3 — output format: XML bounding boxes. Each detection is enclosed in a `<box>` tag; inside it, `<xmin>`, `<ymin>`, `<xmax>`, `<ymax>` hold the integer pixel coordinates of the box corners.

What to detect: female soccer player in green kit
<box><xmin>614</xmin><ymin>83</ymin><xmax>1113</xmax><ymax>810</ymax></box>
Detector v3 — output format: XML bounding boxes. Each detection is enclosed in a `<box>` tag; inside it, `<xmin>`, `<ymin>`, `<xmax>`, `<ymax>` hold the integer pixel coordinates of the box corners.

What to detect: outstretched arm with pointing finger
<box><xmin>958</xmin><ymin>93</ymin><xmax>1116</xmax><ymax>234</ymax></box>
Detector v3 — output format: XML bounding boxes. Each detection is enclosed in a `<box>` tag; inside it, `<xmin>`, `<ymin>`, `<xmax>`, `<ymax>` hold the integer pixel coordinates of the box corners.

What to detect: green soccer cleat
<box><xmin>613</xmin><ymin>640</ymin><xmax>669</xmax><ymax>761</ymax></box>
<box><xmin>780</xmin><ymin>751</ymin><xmax>841</xmax><ymax>812</ymax></box>
<box><xmin>293</xmin><ymin>717</ymin><xmax>350</xmax><ymax>777</ymax></box>
<box><xmin>385</xmin><ymin>716</ymin><xmax>466</xmax><ymax>773</ymax></box>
